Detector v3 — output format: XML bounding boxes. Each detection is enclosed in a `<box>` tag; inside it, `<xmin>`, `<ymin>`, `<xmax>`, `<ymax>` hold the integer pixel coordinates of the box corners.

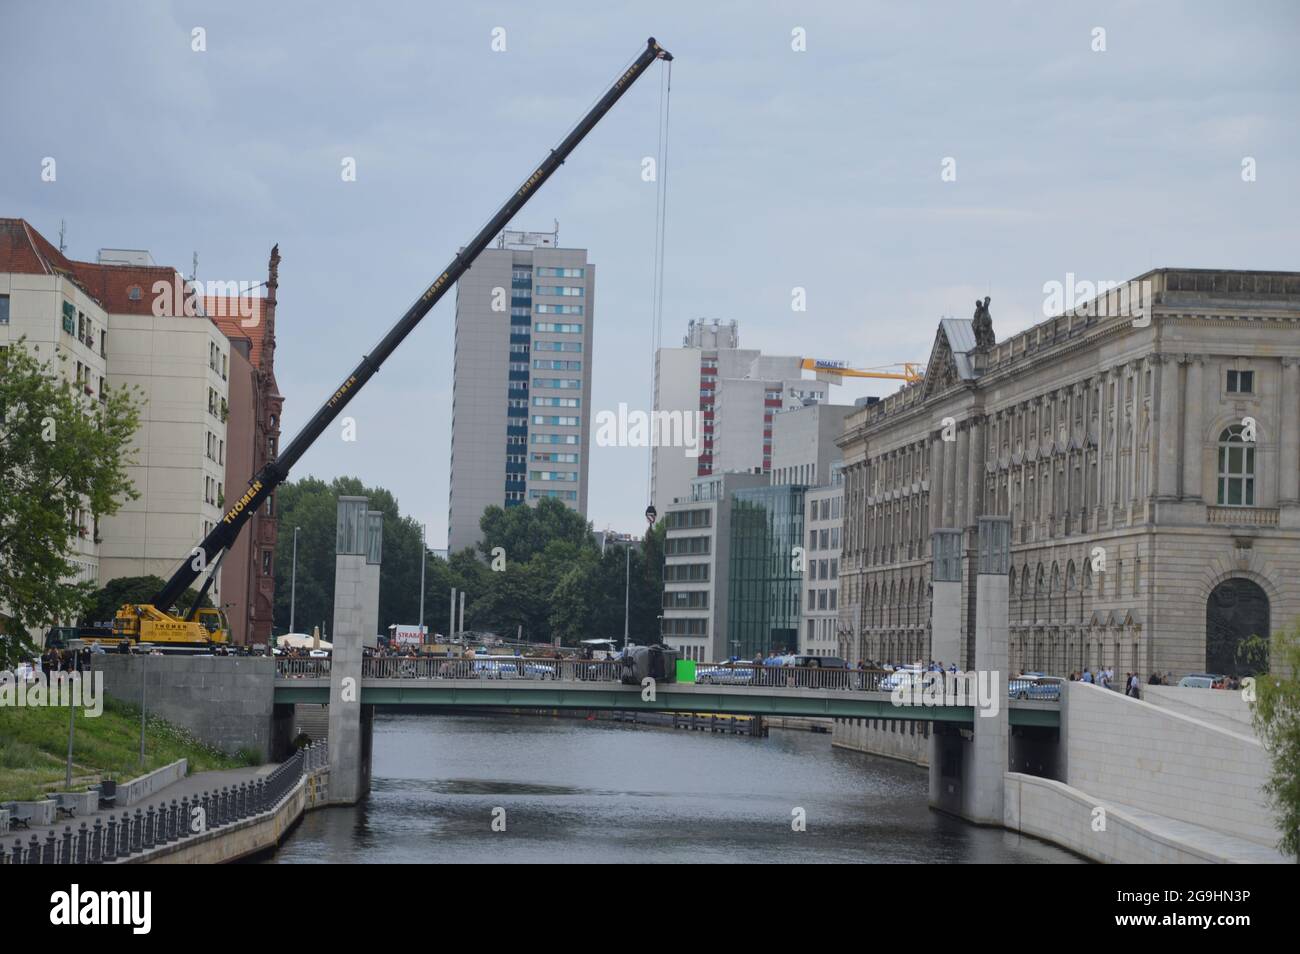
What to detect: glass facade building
<box><xmin>727</xmin><ymin>485</ymin><xmax>806</xmax><ymax>660</ymax></box>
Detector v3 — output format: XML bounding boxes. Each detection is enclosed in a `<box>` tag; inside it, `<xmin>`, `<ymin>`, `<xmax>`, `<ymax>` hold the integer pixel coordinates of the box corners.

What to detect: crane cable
<box><xmin>645</xmin><ymin>57</ymin><xmax>672</xmax><ymax>521</ymax></box>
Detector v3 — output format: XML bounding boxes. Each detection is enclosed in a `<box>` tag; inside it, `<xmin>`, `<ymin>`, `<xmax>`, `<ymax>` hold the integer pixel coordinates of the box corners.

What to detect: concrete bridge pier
<box><xmin>929</xmin><ymin>517</ymin><xmax>1010</xmax><ymax>825</ymax></box>
<box><xmin>327</xmin><ymin>496</ymin><xmax>382</xmax><ymax>805</ymax></box>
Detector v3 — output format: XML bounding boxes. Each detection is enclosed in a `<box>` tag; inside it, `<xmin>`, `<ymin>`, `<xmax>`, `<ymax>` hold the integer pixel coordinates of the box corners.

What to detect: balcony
<box><xmin>1207</xmin><ymin>506</ymin><xmax>1278</xmax><ymax>528</ymax></box>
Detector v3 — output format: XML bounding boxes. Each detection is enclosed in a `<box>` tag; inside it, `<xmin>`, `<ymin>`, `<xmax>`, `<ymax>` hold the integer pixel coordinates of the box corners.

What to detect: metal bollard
<box><xmin>91</xmin><ymin>819</ymin><xmax>104</xmax><ymax>864</ymax></box>
<box><xmin>60</xmin><ymin>826</ymin><xmax>73</xmax><ymax>865</ymax></box>
<box><xmin>131</xmin><ymin>808</ymin><xmax>143</xmax><ymax>854</ymax></box>
<box><xmin>75</xmin><ymin>822</ymin><xmax>88</xmax><ymax>864</ymax></box>
<box><xmin>144</xmin><ymin>806</ymin><xmax>156</xmax><ymax>850</ymax></box>
<box><xmin>43</xmin><ymin>829</ymin><xmax>57</xmax><ymax>864</ymax></box>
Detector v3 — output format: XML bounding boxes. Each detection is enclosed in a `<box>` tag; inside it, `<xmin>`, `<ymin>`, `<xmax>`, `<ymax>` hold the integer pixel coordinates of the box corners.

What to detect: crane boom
<box><xmin>800</xmin><ymin>358</ymin><xmax>923</xmax><ymax>384</ymax></box>
<box><xmin>149</xmin><ymin>37</ymin><xmax>673</xmax><ymax>615</ymax></box>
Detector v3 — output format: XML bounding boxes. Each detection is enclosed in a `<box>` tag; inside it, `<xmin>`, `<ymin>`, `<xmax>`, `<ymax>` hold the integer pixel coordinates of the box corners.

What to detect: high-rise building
<box><xmin>448</xmin><ymin>229</ymin><xmax>594</xmax><ymax>554</ymax></box>
<box><xmin>650</xmin><ymin>319</ymin><xmax>825</xmax><ymax>518</ymax></box>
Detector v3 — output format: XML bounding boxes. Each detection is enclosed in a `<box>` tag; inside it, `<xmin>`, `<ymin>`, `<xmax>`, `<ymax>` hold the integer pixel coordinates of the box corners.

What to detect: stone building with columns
<box><xmin>836</xmin><ymin>268</ymin><xmax>1300</xmax><ymax>679</ymax></box>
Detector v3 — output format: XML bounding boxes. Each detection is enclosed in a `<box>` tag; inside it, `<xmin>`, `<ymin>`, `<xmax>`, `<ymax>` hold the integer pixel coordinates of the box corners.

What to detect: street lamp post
<box><xmin>623</xmin><ymin>543</ymin><xmax>630</xmax><ymax>651</ymax></box>
<box><xmin>418</xmin><ymin>523</ymin><xmax>427</xmax><ymax>643</ymax></box>
<box><xmin>289</xmin><ymin>526</ymin><xmax>301</xmax><ymax>634</ymax></box>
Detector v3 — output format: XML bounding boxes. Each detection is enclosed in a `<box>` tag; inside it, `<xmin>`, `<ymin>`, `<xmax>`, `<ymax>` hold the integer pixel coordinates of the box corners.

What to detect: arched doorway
<box><xmin>1206</xmin><ymin>578</ymin><xmax>1270</xmax><ymax>676</ymax></box>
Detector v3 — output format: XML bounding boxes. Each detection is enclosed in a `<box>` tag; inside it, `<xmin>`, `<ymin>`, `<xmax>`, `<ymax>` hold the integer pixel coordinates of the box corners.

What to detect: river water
<box><xmin>269</xmin><ymin>712</ymin><xmax>1080</xmax><ymax>863</ymax></box>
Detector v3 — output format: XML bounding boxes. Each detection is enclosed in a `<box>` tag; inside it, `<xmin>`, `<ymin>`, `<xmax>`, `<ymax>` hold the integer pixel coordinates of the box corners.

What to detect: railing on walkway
<box><xmin>278</xmin><ymin>658</ymin><xmax>331</xmax><ymax>679</ymax></box>
<box><xmin>274</xmin><ymin>655</ymin><xmax>892</xmax><ymax>692</ymax></box>
<box><xmin>1</xmin><ymin>742</ymin><xmax>327</xmax><ymax>865</ymax></box>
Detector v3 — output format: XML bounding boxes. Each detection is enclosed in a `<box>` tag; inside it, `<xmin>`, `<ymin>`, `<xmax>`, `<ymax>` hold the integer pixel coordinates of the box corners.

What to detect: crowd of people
<box><xmin>1069</xmin><ymin>667</ymin><xmax>1143</xmax><ymax>697</ymax></box>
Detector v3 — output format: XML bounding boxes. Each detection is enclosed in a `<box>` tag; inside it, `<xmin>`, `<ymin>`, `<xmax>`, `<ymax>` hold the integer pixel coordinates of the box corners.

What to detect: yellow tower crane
<box><xmin>800</xmin><ymin>358</ymin><xmax>924</xmax><ymax>386</ymax></box>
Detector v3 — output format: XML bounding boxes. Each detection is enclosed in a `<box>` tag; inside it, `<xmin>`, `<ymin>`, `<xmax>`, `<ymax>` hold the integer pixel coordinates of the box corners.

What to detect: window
<box><xmin>1217</xmin><ymin>425</ymin><xmax>1255</xmax><ymax>506</ymax></box>
<box><xmin>535</xmin><ymin>285</ymin><xmax>584</xmax><ymax>297</ymax></box>
<box><xmin>62</xmin><ymin>301</ymin><xmax>75</xmax><ymax>334</ymax></box>
<box><xmin>534</xmin><ymin>321</ymin><xmax>582</xmax><ymax>333</ymax></box>
<box><xmin>0</xmin><ymin>294</ymin><xmax>9</xmax><ymax>324</ymax></box>
<box><xmin>1226</xmin><ymin>369</ymin><xmax>1254</xmax><ymax>394</ymax></box>
<box><xmin>535</xmin><ymin>304</ymin><xmax>583</xmax><ymax>315</ymax></box>
<box><xmin>532</xmin><ymin>378</ymin><xmax>582</xmax><ymax>389</ymax></box>
<box><xmin>262</xmin><ymin>550</ymin><xmax>272</xmax><ymax>575</ymax></box>
<box><xmin>536</xmin><ymin>267</ymin><xmax>585</xmax><ymax>278</ymax></box>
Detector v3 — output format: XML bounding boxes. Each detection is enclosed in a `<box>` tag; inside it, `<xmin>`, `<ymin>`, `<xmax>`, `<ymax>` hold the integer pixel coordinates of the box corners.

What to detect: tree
<box><xmin>272</xmin><ymin>475</ymin><xmax>482</xmax><ymax>638</ymax></box>
<box><xmin>0</xmin><ymin>341</ymin><xmax>140</xmax><ymax>639</ymax></box>
<box><xmin>478</xmin><ymin>497</ymin><xmax>594</xmax><ymax>565</ymax></box>
<box><xmin>1250</xmin><ymin>625</ymin><xmax>1300</xmax><ymax>860</ymax></box>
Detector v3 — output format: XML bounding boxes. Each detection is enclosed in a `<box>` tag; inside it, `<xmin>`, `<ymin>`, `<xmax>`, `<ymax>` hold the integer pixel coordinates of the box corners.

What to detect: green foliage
<box><xmin>272</xmin><ymin>475</ymin><xmax>468</xmax><ymax>638</ymax></box>
<box><xmin>269</xmin><ymin>477</ymin><xmax>665</xmax><ymax>645</ymax></box>
<box><xmin>0</xmin><ymin>696</ymin><xmax>248</xmax><ymax>802</ymax></box>
<box><xmin>1250</xmin><ymin>622</ymin><xmax>1300</xmax><ymax>860</ymax></box>
<box><xmin>0</xmin><ymin>341</ymin><xmax>142</xmax><ymax>637</ymax></box>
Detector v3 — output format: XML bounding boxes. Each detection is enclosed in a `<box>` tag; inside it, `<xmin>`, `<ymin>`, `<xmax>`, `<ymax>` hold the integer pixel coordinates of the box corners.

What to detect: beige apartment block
<box><xmin>837</xmin><ymin>269</ymin><xmax>1300</xmax><ymax>679</ymax></box>
<box><xmin>0</xmin><ymin>269</ymin><xmax>110</xmax><ymax>596</ymax></box>
<box><xmin>98</xmin><ymin>312</ymin><xmax>230</xmax><ymax>602</ymax></box>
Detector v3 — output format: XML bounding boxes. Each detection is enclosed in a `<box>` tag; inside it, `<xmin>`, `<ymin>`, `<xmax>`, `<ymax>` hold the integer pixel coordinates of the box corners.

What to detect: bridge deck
<box><xmin>273</xmin><ymin>677</ymin><xmax>1058</xmax><ymax>726</ymax></box>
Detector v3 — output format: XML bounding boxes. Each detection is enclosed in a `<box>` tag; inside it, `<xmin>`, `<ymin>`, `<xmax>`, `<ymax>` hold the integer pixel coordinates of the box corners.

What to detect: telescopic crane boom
<box><xmin>131</xmin><ymin>37</ymin><xmax>673</xmax><ymax>642</ymax></box>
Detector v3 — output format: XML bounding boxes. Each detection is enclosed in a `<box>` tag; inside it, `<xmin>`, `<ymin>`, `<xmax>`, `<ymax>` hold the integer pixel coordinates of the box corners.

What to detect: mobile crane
<box><xmin>108</xmin><ymin>37</ymin><xmax>675</xmax><ymax>650</ymax></box>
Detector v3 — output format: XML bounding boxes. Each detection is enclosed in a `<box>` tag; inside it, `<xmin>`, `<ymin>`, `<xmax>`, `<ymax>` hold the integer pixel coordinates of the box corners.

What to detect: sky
<box><xmin>3</xmin><ymin>1</ymin><xmax>1297</xmax><ymax>549</ymax></box>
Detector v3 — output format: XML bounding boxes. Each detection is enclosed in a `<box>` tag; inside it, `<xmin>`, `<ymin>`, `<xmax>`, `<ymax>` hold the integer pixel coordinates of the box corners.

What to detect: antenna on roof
<box><xmin>58</xmin><ymin>220</ymin><xmax>67</xmax><ymax>255</ymax></box>
<box><xmin>190</xmin><ymin>252</ymin><xmax>199</xmax><ymax>282</ymax></box>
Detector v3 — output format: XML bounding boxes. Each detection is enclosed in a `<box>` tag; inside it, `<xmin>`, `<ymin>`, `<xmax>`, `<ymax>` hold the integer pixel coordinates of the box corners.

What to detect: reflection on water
<box><xmin>269</xmin><ymin>713</ymin><xmax>1081</xmax><ymax>864</ymax></box>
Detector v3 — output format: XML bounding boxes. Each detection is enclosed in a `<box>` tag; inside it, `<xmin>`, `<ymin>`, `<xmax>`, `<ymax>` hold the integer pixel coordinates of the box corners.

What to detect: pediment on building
<box><xmin>921</xmin><ymin>318</ymin><xmax>981</xmax><ymax>400</ymax></box>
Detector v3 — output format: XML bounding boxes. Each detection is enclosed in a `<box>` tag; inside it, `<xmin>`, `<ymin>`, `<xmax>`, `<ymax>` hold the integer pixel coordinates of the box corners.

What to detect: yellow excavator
<box><xmin>105</xmin><ymin>38</ymin><xmax>674</xmax><ymax>652</ymax></box>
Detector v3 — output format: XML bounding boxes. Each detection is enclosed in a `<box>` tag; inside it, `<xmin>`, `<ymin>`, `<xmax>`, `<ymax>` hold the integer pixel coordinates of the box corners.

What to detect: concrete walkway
<box><xmin>1106</xmin><ymin>798</ymin><xmax>1289</xmax><ymax>864</ymax></box>
<box><xmin>5</xmin><ymin>764</ymin><xmax>276</xmax><ymax>855</ymax></box>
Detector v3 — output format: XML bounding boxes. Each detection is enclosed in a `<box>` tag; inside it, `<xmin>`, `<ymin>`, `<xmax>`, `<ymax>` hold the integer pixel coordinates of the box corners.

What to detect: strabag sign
<box><xmin>392</xmin><ymin>625</ymin><xmax>427</xmax><ymax>646</ymax></box>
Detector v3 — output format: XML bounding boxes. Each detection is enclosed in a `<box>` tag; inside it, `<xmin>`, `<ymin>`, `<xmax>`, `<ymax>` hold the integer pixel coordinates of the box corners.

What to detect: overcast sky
<box><xmin>3</xmin><ymin>1</ymin><xmax>1297</xmax><ymax>549</ymax></box>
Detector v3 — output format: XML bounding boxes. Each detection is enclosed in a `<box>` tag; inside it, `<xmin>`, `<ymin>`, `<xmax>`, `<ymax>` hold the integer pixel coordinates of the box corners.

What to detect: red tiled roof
<box><xmin>3</xmin><ymin>218</ymin><xmax>274</xmax><ymax>366</ymax></box>
<box><xmin>1</xmin><ymin>217</ymin><xmax>68</xmax><ymax>276</ymax></box>
<box><xmin>69</xmin><ymin>262</ymin><xmax>183</xmax><ymax>315</ymax></box>
<box><xmin>0</xmin><ymin>217</ymin><xmax>181</xmax><ymax>315</ymax></box>
<box><xmin>205</xmin><ymin>297</ymin><xmax>269</xmax><ymax>369</ymax></box>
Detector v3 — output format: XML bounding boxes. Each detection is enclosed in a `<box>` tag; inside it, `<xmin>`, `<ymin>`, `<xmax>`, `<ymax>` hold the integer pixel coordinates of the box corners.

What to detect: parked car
<box><xmin>1009</xmin><ymin>675</ymin><xmax>1063</xmax><ymax>700</ymax></box>
<box><xmin>880</xmin><ymin>666</ymin><xmax>926</xmax><ymax>691</ymax></box>
<box><xmin>696</xmin><ymin>664</ymin><xmax>754</xmax><ymax>685</ymax></box>
<box><xmin>1177</xmin><ymin>672</ymin><xmax>1222</xmax><ymax>689</ymax></box>
<box><xmin>784</xmin><ymin>655</ymin><xmax>848</xmax><ymax>669</ymax></box>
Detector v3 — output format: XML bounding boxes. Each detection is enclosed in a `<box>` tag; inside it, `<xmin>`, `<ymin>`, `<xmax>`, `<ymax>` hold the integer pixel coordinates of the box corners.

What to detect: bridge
<box><xmin>272</xmin><ymin>658</ymin><xmax>1059</xmax><ymax>727</ymax></box>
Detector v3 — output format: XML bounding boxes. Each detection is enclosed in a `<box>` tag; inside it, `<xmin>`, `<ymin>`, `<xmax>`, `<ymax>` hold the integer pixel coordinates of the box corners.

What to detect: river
<box><xmin>269</xmin><ymin>712</ymin><xmax>1081</xmax><ymax>863</ymax></box>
